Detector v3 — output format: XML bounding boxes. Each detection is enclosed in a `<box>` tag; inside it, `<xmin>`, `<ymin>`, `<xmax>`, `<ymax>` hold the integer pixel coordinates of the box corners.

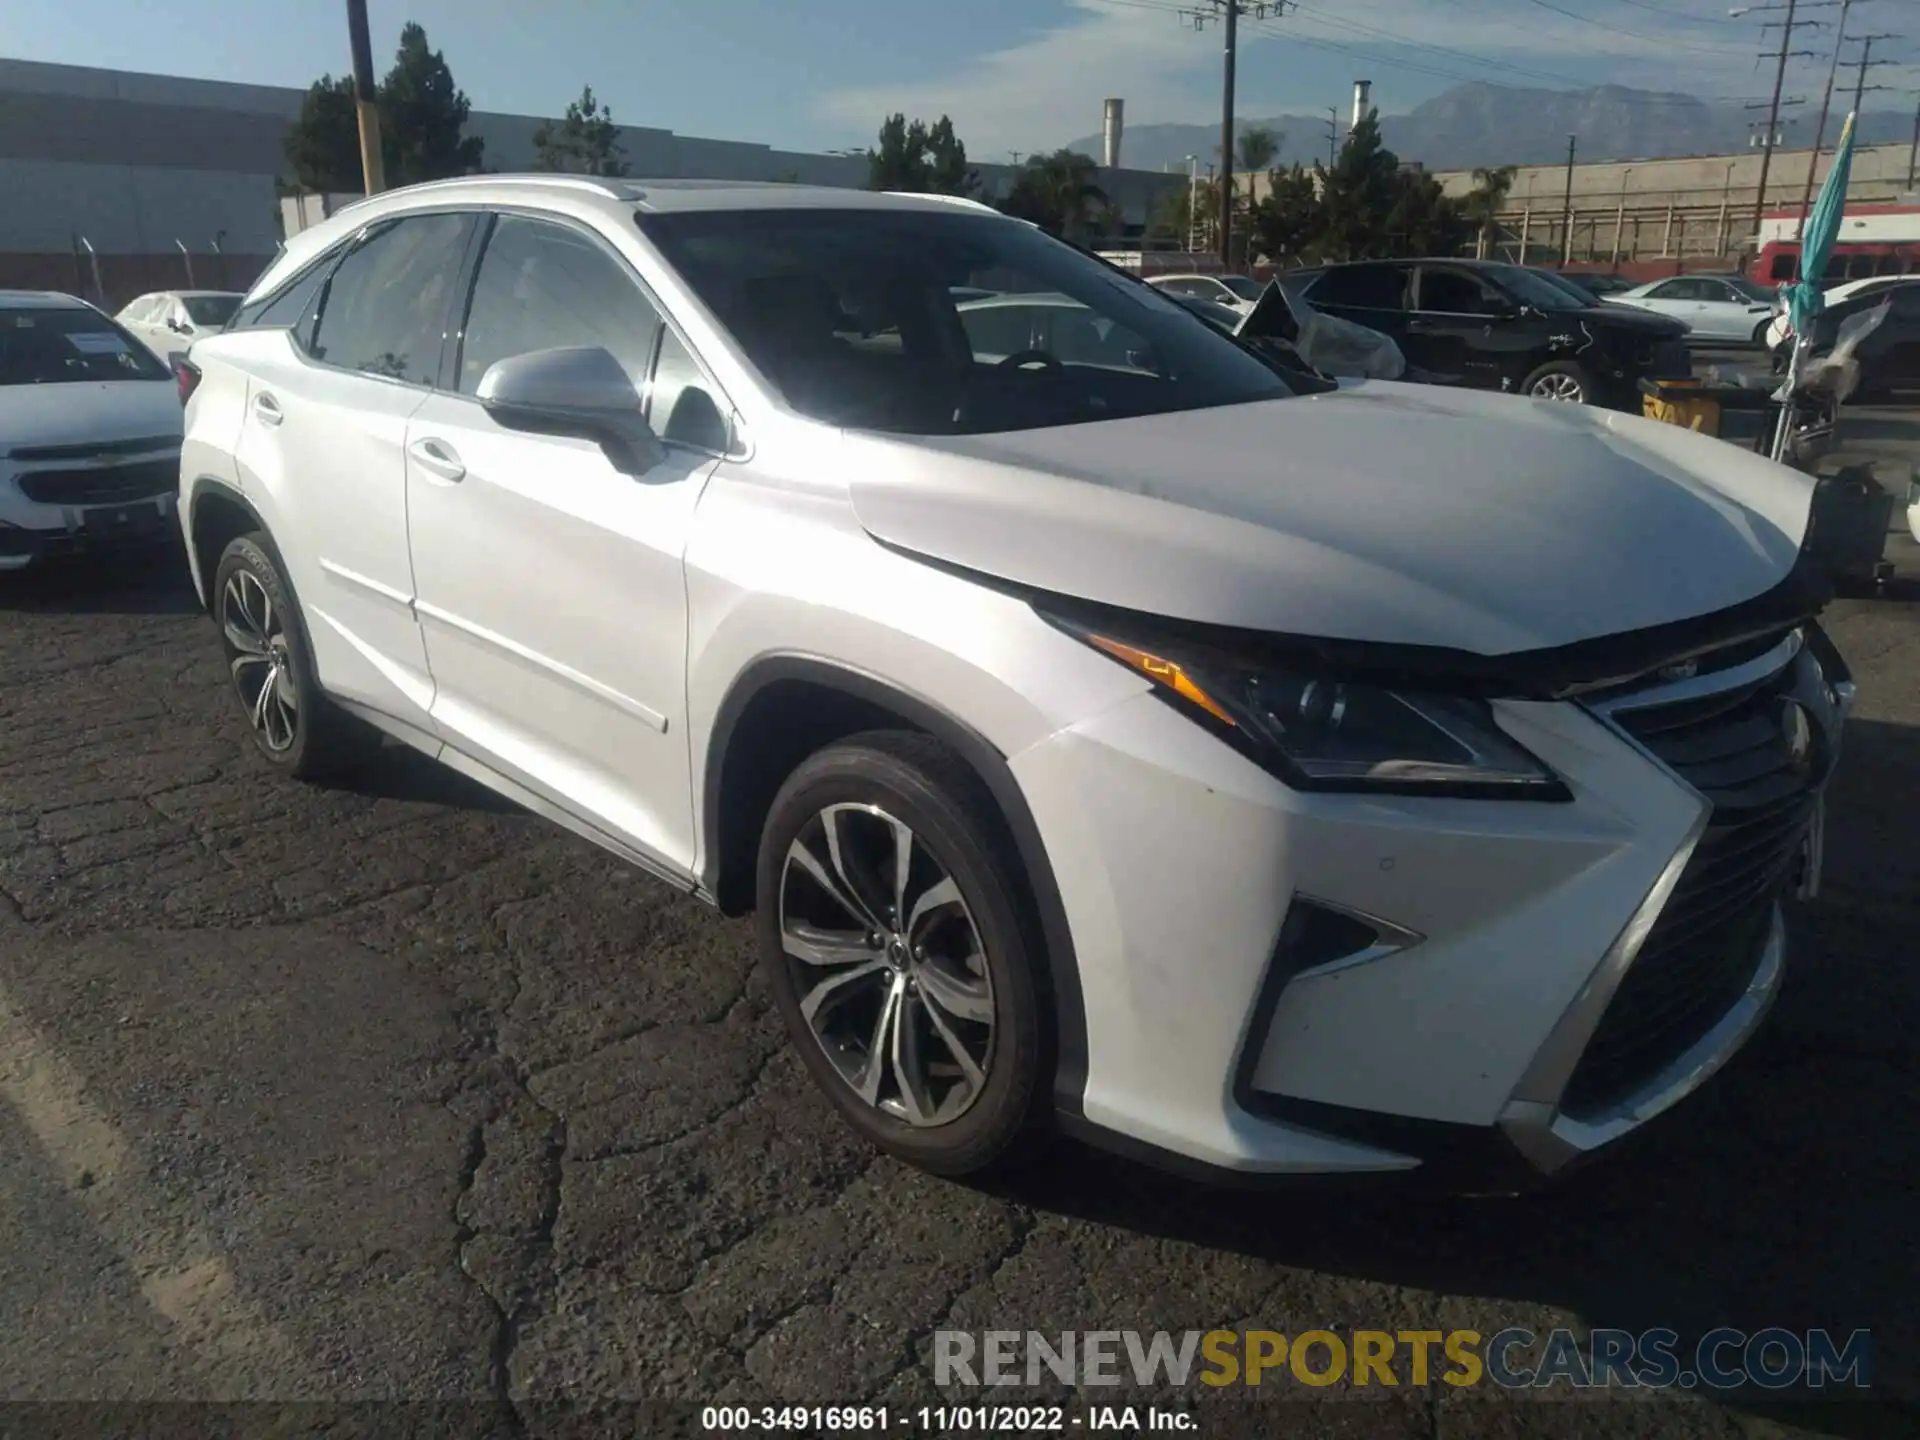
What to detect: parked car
<box><xmin>115</xmin><ymin>290</ymin><xmax>245</xmax><ymax>360</ymax></box>
<box><xmin>1770</xmin><ymin>282</ymin><xmax>1920</xmax><ymax>401</ymax></box>
<box><xmin>1568</xmin><ymin>273</ymin><xmax>1635</xmax><ymax>297</ymax></box>
<box><xmin>1146</xmin><ymin>272</ymin><xmax>1266</xmax><ymax>315</ymax></box>
<box><xmin>0</xmin><ymin>290</ymin><xmax>184</xmax><ymax>572</ymax></box>
<box><xmin>1764</xmin><ymin>276</ymin><xmax>1920</xmax><ymax>352</ymax></box>
<box><xmin>1290</xmin><ymin>258</ymin><xmax>1691</xmax><ymax>406</ymax></box>
<box><xmin>1610</xmin><ymin>273</ymin><xmax>1778</xmax><ymax>345</ymax></box>
<box><xmin>180</xmin><ymin>176</ymin><xmax>1848</xmax><ymax>1188</ymax></box>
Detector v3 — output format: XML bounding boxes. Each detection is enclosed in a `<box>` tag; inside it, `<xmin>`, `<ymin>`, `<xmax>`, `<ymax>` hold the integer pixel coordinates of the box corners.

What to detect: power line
<box><xmin>1516</xmin><ymin>0</ymin><xmax>1757</xmax><ymax>54</ymax></box>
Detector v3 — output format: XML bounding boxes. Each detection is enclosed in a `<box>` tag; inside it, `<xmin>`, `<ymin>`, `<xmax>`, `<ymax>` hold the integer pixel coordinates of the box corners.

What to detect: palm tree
<box><xmin>1465</xmin><ymin>165</ymin><xmax>1516</xmax><ymax>259</ymax></box>
<box><xmin>1001</xmin><ymin>149</ymin><xmax>1108</xmax><ymax>237</ymax></box>
<box><xmin>1236</xmin><ymin>126</ymin><xmax>1281</xmax><ymax>175</ymax></box>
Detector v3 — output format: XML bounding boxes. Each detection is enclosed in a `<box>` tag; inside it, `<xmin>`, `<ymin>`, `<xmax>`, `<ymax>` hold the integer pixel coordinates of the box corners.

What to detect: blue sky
<box><xmin>7</xmin><ymin>1</ymin><xmax>1904</xmax><ymax>157</ymax></box>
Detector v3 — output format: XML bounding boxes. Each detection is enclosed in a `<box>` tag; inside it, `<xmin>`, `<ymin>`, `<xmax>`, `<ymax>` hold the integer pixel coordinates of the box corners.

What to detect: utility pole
<box><xmin>1560</xmin><ymin>133</ymin><xmax>1577</xmax><ymax>266</ymax></box>
<box><xmin>1218</xmin><ymin>0</ymin><xmax>1238</xmax><ymax>267</ymax></box>
<box><xmin>1849</xmin><ymin>33</ymin><xmax>1899</xmax><ymax>114</ymax></box>
<box><xmin>1323</xmin><ymin>107</ymin><xmax>1339</xmax><ymax>166</ymax></box>
<box><xmin>1794</xmin><ymin>0</ymin><xmax>1851</xmax><ymax>247</ymax></box>
<box><xmin>1739</xmin><ymin>0</ymin><xmax>1831</xmax><ymax>245</ymax></box>
<box><xmin>1179</xmin><ymin>2</ymin><xmax>1284</xmax><ymax>268</ymax></box>
<box><xmin>345</xmin><ymin>0</ymin><xmax>384</xmax><ymax>195</ymax></box>
<box><xmin>1909</xmin><ymin>93</ymin><xmax>1919</xmax><ymax>188</ymax></box>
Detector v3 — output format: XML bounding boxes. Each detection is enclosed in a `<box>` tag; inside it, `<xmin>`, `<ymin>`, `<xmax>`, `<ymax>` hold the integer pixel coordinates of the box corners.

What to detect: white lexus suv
<box><xmin>179</xmin><ymin>175</ymin><xmax>1852</xmax><ymax>1188</ymax></box>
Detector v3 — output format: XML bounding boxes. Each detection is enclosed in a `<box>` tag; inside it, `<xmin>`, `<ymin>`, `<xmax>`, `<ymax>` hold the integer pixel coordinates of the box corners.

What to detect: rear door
<box><xmin>229</xmin><ymin>210</ymin><xmax>475</xmax><ymax>727</ymax></box>
<box><xmin>403</xmin><ymin>211</ymin><xmax>729</xmax><ymax>873</ymax></box>
<box><xmin>1408</xmin><ymin>266</ymin><xmax>1530</xmax><ymax>387</ymax></box>
<box><xmin>1303</xmin><ymin>262</ymin><xmax>1412</xmax><ymax>353</ymax></box>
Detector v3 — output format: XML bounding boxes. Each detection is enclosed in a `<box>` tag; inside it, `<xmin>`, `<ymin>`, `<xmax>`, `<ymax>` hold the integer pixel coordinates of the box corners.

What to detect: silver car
<box><xmin>1612</xmin><ymin>274</ymin><xmax>1778</xmax><ymax>345</ymax></box>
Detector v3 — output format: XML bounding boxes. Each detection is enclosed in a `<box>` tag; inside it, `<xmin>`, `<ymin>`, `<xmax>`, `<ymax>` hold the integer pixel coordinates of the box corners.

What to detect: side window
<box><xmin>1648</xmin><ymin>279</ymin><xmax>1694</xmax><ymax>300</ymax></box>
<box><xmin>959</xmin><ymin>304</ymin><xmax>1037</xmax><ymax>360</ymax></box>
<box><xmin>647</xmin><ymin>329</ymin><xmax>730</xmax><ymax>453</ymax></box>
<box><xmin>1769</xmin><ymin>253</ymin><xmax>1796</xmax><ymax>282</ymax></box>
<box><xmin>125</xmin><ymin>296</ymin><xmax>157</xmax><ymax>322</ymax></box>
<box><xmin>309</xmin><ymin>212</ymin><xmax>472</xmax><ymax>383</ymax></box>
<box><xmin>235</xmin><ymin>256</ymin><xmax>336</xmax><ymax>332</ymax></box>
<box><xmin>1316</xmin><ymin>264</ymin><xmax>1408</xmax><ymax>310</ymax></box>
<box><xmin>1700</xmin><ymin>281</ymin><xmax>1738</xmax><ymax>303</ymax></box>
<box><xmin>1418</xmin><ymin>268</ymin><xmax>1499</xmax><ymax>315</ymax></box>
<box><xmin>457</xmin><ymin>215</ymin><xmax>663</xmax><ymax>396</ymax></box>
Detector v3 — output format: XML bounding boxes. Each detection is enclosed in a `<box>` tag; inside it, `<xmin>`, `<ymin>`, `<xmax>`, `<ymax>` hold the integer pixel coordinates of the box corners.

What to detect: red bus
<box><xmin>1749</xmin><ymin>202</ymin><xmax>1920</xmax><ymax>284</ymax></box>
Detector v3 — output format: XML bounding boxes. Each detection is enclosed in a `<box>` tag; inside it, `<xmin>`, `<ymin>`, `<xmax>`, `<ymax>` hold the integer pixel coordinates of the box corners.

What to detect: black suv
<box><xmin>1290</xmin><ymin>258</ymin><xmax>1691</xmax><ymax>407</ymax></box>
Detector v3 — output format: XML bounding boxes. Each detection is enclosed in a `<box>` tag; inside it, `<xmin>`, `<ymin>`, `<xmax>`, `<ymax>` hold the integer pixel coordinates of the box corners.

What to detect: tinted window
<box><xmin>1314</xmin><ymin>264</ymin><xmax>1408</xmax><ymax>310</ymax></box>
<box><xmin>0</xmin><ymin>306</ymin><xmax>169</xmax><ymax>385</ymax></box>
<box><xmin>1647</xmin><ymin>279</ymin><xmax>1696</xmax><ymax>300</ymax></box>
<box><xmin>1484</xmin><ymin>264</ymin><xmax>1584</xmax><ymax>311</ymax></box>
<box><xmin>1419</xmin><ymin>268</ymin><xmax>1501</xmax><ymax>314</ymax></box>
<box><xmin>237</xmin><ymin>256</ymin><xmax>336</xmax><ymax>331</ymax></box>
<box><xmin>183</xmin><ymin>295</ymin><xmax>241</xmax><ymax>327</ymax></box>
<box><xmin>959</xmin><ymin>303</ymin><xmax>1039</xmax><ymax>358</ymax></box>
<box><xmin>310</xmin><ymin>213</ymin><xmax>471</xmax><ymax>383</ymax></box>
<box><xmin>640</xmin><ymin>207</ymin><xmax>1289</xmax><ymax>436</ymax></box>
<box><xmin>647</xmin><ymin>328</ymin><xmax>730</xmax><ymax>453</ymax></box>
<box><xmin>1769</xmin><ymin>253</ymin><xmax>1796</xmax><ymax>281</ymax></box>
<box><xmin>457</xmin><ymin>215</ymin><xmax>663</xmax><ymax>395</ymax></box>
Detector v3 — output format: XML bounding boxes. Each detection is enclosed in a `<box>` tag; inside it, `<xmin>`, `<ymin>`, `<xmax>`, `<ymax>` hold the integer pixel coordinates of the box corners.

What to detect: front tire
<box><xmin>212</xmin><ymin>533</ymin><xmax>368</xmax><ymax>779</ymax></box>
<box><xmin>753</xmin><ymin>731</ymin><xmax>1046</xmax><ymax>1177</ymax></box>
<box><xmin>1521</xmin><ymin>360</ymin><xmax>1595</xmax><ymax>404</ymax></box>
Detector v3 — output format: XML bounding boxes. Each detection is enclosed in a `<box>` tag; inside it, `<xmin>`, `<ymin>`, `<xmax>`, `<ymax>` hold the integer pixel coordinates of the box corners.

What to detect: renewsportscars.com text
<box><xmin>934</xmin><ymin>1327</ymin><xmax>1871</xmax><ymax>1391</ymax></box>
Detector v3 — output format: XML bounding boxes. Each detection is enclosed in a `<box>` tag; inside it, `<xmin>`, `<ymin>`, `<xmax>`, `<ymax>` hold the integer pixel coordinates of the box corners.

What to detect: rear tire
<box><xmin>753</xmin><ymin>731</ymin><xmax>1047</xmax><ymax>1177</ymax></box>
<box><xmin>212</xmin><ymin>533</ymin><xmax>370</xmax><ymax>780</ymax></box>
<box><xmin>1521</xmin><ymin>360</ymin><xmax>1595</xmax><ymax>405</ymax></box>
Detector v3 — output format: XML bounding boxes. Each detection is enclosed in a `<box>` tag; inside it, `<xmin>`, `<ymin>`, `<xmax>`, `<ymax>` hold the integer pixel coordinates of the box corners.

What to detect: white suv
<box><xmin>179</xmin><ymin>175</ymin><xmax>1851</xmax><ymax>1187</ymax></box>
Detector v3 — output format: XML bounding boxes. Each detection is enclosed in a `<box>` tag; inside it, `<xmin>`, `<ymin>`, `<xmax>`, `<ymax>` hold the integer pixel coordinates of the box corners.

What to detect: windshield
<box><xmin>182</xmin><ymin>294</ymin><xmax>242</xmax><ymax>327</ymax></box>
<box><xmin>1722</xmin><ymin>275</ymin><xmax>1776</xmax><ymax>303</ymax></box>
<box><xmin>0</xmin><ymin>307</ymin><xmax>170</xmax><ymax>386</ymax></box>
<box><xmin>638</xmin><ymin>208</ymin><xmax>1291</xmax><ymax>435</ymax></box>
<box><xmin>1219</xmin><ymin>275</ymin><xmax>1265</xmax><ymax>302</ymax></box>
<box><xmin>1532</xmin><ymin>269</ymin><xmax>1598</xmax><ymax>304</ymax></box>
<box><xmin>1489</xmin><ymin>265</ymin><xmax>1587</xmax><ymax>311</ymax></box>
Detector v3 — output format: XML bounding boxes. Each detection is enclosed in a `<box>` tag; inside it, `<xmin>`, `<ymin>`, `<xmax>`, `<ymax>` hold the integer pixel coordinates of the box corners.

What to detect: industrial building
<box><xmin>0</xmin><ymin>58</ymin><xmax>1180</xmax><ymax>307</ymax></box>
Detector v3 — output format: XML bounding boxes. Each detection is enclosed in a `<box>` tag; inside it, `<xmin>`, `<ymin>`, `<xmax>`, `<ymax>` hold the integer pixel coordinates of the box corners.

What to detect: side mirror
<box><xmin>168</xmin><ymin>318</ymin><xmax>191</xmax><ymax>334</ymax></box>
<box><xmin>476</xmin><ymin>345</ymin><xmax>666</xmax><ymax>477</ymax></box>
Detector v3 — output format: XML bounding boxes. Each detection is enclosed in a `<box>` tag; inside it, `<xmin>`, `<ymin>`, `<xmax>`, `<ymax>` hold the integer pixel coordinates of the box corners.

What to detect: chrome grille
<box><xmin>1563</xmin><ymin>643</ymin><xmax>1824</xmax><ymax>1116</ymax></box>
<box><xmin>16</xmin><ymin>458</ymin><xmax>178</xmax><ymax>506</ymax></box>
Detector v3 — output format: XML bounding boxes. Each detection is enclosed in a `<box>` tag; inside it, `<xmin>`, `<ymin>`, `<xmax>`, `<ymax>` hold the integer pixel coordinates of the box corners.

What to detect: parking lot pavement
<box><xmin>1</xmin><ymin>429</ymin><xmax>1916</xmax><ymax>1436</ymax></box>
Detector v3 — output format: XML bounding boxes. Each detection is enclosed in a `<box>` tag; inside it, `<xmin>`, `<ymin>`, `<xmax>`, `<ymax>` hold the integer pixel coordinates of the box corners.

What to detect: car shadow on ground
<box><xmin>0</xmin><ymin>545</ymin><xmax>201</xmax><ymax>617</ymax></box>
<box><xmin>321</xmin><ymin>739</ymin><xmax>526</xmax><ymax>816</ymax></box>
<box><xmin>988</xmin><ymin>717</ymin><xmax>1920</xmax><ymax>1434</ymax></box>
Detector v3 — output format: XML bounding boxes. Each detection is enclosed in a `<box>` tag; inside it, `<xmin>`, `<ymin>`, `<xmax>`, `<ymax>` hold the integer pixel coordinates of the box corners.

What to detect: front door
<box><xmin>1408</xmin><ymin>266</ymin><xmax>1545</xmax><ymax>391</ymax></box>
<box><xmin>404</xmin><ymin>212</ymin><xmax>730</xmax><ymax>873</ymax></box>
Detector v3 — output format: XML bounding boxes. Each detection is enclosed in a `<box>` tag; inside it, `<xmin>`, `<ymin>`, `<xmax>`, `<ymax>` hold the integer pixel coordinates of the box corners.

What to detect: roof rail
<box><xmin>885</xmin><ymin>191</ymin><xmax>1005</xmax><ymax>216</ymax></box>
<box><xmin>337</xmin><ymin>173</ymin><xmax>645</xmax><ymax>206</ymax></box>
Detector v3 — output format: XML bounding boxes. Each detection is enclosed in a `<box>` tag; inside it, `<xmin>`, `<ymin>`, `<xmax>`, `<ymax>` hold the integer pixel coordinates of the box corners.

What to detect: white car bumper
<box><xmin>1012</xmin><ymin>628</ymin><xmax>1844</xmax><ymax>1184</ymax></box>
<box><xmin>0</xmin><ymin>450</ymin><xmax>182</xmax><ymax>569</ymax></box>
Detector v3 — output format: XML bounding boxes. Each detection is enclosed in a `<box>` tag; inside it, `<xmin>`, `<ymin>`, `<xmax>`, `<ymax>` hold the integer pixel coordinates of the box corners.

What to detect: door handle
<box><xmin>251</xmin><ymin>392</ymin><xmax>283</xmax><ymax>427</ymax></box>
<box><xmin>408</xmin><ymin>437</ymin><xmax>466</xmax><ymax>483</ymax></box>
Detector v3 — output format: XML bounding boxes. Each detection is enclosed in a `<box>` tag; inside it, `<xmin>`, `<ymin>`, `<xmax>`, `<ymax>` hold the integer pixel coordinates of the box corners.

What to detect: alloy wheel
<box><xmin>778</xmin><ymin>802</ymin><xmax>995</xmax><ymax>1127</ymax></box>
<box><xmin>1530</xmin><ymin>373</ymin><xmax>1586</xmax><ymax>403</ymax></box>
<box><xmin>220</xmin><ymin>570</ymin><xmax>298</xmax><ymax>753</ymax></box>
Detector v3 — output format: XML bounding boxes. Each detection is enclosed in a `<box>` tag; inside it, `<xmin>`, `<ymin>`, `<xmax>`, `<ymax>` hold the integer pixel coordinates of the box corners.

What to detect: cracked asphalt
<box><xmin>0</xmin><ymin>418</ymin><xmax>1916</xmax><ymax>1439</ymax></box>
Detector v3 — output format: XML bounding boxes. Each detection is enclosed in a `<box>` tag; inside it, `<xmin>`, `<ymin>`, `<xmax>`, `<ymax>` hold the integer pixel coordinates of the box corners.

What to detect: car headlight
<box><xmin>1049</xmin><ymin>615</ymin><xmax>1568</xmax><ymax>800</ymax></box>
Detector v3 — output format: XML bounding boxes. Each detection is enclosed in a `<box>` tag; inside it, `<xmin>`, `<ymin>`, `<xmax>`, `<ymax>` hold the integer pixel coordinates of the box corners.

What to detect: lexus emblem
<box><xmin>1780</xmin><ymin>699</ymin><xmax>1814</xmax><ymax>769</ymax></box>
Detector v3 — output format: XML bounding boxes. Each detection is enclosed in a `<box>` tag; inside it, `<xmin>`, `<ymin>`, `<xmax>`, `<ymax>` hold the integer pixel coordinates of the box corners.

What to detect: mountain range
<box><xmin>1067</xmin><ymin>82</ymin><xmax>1918</xmax><ymax>174</ymax></box>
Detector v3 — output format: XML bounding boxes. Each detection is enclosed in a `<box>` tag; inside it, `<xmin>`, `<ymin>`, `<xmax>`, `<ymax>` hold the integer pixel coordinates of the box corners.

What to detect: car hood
<box><xmin>844</xmin><ymin>382</ymin><xmax>1815</xmax><ymax>656</ymax></box>
<box><xmin>0</xmin><ymin>380</ymin><xmax>181</xmax><ymax>451</ymax></box>
<box><xmin>1567</xmin><ymin>303</ymin><xmax>1688</xmax><ymax>338</ymax></box>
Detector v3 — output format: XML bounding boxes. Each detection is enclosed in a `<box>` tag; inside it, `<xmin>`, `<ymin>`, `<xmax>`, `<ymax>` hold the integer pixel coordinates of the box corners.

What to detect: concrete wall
<box><xmin>1432</xmin><ymin>142</ymin><xmax>1916</xmax><ymax>213</ymax></box>
<box><xmin>0</xmin><ymin>55</ymin><xmax>1181</xmax><ymax>309</ymax></box>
